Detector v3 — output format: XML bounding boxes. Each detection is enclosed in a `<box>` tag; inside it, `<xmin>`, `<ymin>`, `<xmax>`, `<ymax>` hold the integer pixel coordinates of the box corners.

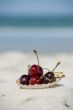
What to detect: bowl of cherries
<box><xmin>16</xmin><ymin>50</ymin><xmax>65</xmax><ymax>89</ymax></box>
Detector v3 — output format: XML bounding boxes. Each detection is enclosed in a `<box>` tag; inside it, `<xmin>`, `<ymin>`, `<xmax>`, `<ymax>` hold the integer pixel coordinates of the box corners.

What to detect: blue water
<box><xmin>0</xmin><ymin>16</ymin><xmax>73</xmax><ymax>53</ymax></box>
<box><xmin>0</xmin><ymin>16</ymin><xmax>73</xmax><ymax>27</ymax></box>
<box><xmin>0</xmin><ymin>37</ymin><xmax>73</xmax><ymax>53</ymax></box>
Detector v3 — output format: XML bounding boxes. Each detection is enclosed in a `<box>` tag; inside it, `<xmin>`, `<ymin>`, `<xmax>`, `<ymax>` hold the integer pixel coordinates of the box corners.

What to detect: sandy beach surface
<box><xmin>0</xmin><ymin>52</ymin><xmax>73</xmax><ymax>110</ymax></box>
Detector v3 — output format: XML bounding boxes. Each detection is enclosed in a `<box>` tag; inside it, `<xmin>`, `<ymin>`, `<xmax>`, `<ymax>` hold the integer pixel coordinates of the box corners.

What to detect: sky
<box><xmin>0</xmin><ymin>0</ymin><xmax>73</xmax><ymax>16</ymax></box>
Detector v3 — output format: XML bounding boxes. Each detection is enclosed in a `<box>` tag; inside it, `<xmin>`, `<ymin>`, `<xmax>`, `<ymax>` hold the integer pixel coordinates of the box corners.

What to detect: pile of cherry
<box><xmin>19</xmin><ymin>50</ymin><xmax>61</xmax><ymax>85</ymax></box>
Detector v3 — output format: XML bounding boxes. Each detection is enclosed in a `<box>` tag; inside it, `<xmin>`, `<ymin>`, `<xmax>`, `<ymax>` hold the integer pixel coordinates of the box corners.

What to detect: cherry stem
<box><xmin>52</xmin><ymin>61</ymin><xmax>61</xmax><ymax>72</ymax></box>
<box><xmin>33</xmin><ymin>50</ymin><xmax>39</xmax><ymax>66</ymax></box>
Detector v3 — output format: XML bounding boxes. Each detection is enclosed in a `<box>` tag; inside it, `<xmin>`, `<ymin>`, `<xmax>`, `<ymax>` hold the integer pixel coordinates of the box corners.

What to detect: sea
<box><xmin>0</xmin><ymin>16</ymin><xmax>73</xmax><ymax>53</ymax></box>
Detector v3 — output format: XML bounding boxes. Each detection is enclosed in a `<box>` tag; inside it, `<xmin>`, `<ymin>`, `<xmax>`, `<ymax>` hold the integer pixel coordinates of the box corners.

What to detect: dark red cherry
<box><xmin>45</xmin><ymin>72</ymin><xmax>56</xmax><ymax>83</ymax></box>
<box><xmin>28</xmin><ymin>50</ymin><xmax>43</xmax><ymax>77</ymax></box>
<box><xmin>20</xmin><ymin>75</ymin><xmax>29</xmax><ymax>85</ymax></box>
<box><xmin>45</xmin><ymin>72</ymin><xmax>54</xmax><ymax>79</ymax></box>
<box><xmin>43</xmin><ymin>78</ymin><xmax>49</xmax><ymax>84</ymax></box>
<box><xmin>28</xmin><ymin>64</ymin><xmax>43</xmax><ymax>77</ymax></box>
<box><xmin>29</xmin><ymin>76</ymin><xmax>40</xmax><ymax>85</ymax></box>
<box><xmin>38</xmin><ymin>77</ymin><xmax>49</xmax><ymax>84</ymax></box>
<box><xmin>37</xmin><ymin>77</ymin><xmax>44</xmax><ymax>84</ymax></box>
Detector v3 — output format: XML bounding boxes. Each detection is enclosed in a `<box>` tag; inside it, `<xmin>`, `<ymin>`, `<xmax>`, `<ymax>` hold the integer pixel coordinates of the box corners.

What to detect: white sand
<box><xmin>0</xmin><ymin>52</ymin><xmax>73</xmax><ymax>110</ymax></box>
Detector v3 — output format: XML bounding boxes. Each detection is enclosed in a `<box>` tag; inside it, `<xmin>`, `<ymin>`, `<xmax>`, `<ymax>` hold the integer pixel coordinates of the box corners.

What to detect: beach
<box><xmin>0</xmin><ymin>0</ymin><xmax>73</xmax><ymax>109</ymax></box>
<box><xmin>0</xmin><ymin>52</ymin><xmax>73</xmax><ymax>110</ymax></box>
<box><xmin>0</xmin><ymin>27</ymin><xmax>73</xmax><ymax>53</ymax></box>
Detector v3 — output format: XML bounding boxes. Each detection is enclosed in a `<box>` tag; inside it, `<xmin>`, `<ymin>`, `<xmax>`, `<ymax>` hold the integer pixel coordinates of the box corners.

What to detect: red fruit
<box><xmin>29</xmin><ymin>76</ymin><xmax>40</xmax><ymax>85</ymax></box>
<box><xmin>28</xmin><ymin>64</ymin><xmax>43</xmax><ymax>77</ymax></box>
<box><xmin>37</xmin><ymin>77</ymin><xmax>44</xmax><ymax>84</ymax></box>
<box><xmin>20</xmin><ymin>75</ymin><xmax>29</xmax><ymax>85</ymax></box>
<box><xmin>43</xmin><ymin>78</ymin><xmax>49</xmax><ymax>84</ymax></box>
<box><xmin>45</xmin><ymin>72</ymin><xmax>54</xmax><ymax>79</ymax></box>
<box><xmin>38</xmin><ymin>77</ymin><xmax>49</xmax><ymax>84</ymax></box>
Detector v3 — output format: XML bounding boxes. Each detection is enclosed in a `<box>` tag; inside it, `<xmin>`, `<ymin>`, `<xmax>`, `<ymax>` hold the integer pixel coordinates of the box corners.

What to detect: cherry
<box><xmin>37</xmin><ymin>77</ymin><xmax>44</xmax><ymax>84</ymax></box>
<box><xmin>38</xmin><ymin>76</ymin><xmax>49</xmax><ymax>84</ymax></box>
<box><xmin>44</xmin><ymin>61</ymin><xmax>61</xmax><ymax>83</ymax></box>
<box><xmin>45</xmin><ymin>72</ymin><xmax>54</xmax><ymax>79</ymax></box>
<box><xmin>28</xmin><ymin>50</ymin><xmax>43</xmax><ymax>77</ymax></box>
<box><xmin>28</xmin><ymin>64</ymin><xmax>43</xmax><ymax>77</ymax></box>
<box><xmin>43</xmin><ymin>78</ymin><xmax>49</xmax><ymax>84</ymax></box>
<box><xmin>20</xmin><ymin>75</ymin><xmax>29</xmax><ymax>85</ymax></box>
<box><xmin>29</xmin><ymin>76</ymin><xmax>40</xmax><ymax>85</ymax></box>
<box><xmin>45</xmin><ymin>72</ymin><xmax>55</xmax><ymax>83</ymax></box>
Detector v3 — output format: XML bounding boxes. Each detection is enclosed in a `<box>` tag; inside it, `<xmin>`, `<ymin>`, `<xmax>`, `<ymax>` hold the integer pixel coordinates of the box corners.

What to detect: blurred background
<box><xmin>0</xmin><ymin>0</ymin><xmax>73</xmax><ymax>53</ymax></box>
